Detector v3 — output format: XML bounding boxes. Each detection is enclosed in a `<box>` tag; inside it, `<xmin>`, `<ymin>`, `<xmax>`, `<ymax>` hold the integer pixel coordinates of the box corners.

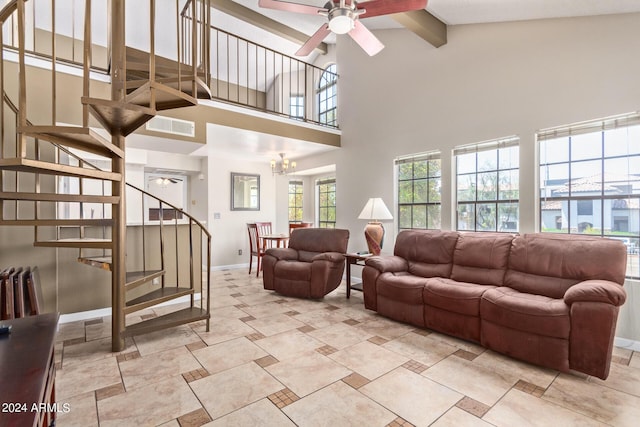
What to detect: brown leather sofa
<box><xmin>262</xmin><ymin>228</ymin><xmax>349</xmax><ymax>299</ymax></box>
<box><xmin>362</xmin><ymin>230</ymin><xmax>627</xmax><ymax>379</ymax></box>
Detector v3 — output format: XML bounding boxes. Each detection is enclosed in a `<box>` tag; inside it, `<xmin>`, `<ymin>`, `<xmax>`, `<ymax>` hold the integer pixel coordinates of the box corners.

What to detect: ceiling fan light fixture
<box><xmin>328</xmin><ymin>9</ymin><xmax>355</xmax><ymax>34</ymax></box>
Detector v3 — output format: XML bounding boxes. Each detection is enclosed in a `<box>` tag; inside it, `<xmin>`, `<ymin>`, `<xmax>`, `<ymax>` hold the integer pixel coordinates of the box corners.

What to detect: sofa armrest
<box><xmin>265</xmin><ymin>248</ymin><xmax>298</xmax><ymax>261</ymax></box>
<box><xmin>312</xmin><ymin>252</ymin><xmax>344</xmax><ymax>263</ymax></box>
<box><xmin>364</xmin><ymin>255</ymin><xmax>408</xmax><ymax>273</ymax></box>
<box><xmin>564</xmin><ymin>280</ymin><xmax>627</xmax><ymax>306</ymax></box>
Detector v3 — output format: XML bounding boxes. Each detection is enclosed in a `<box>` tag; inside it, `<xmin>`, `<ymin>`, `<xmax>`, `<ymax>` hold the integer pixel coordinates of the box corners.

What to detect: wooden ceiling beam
<box><xmin>211</xmin><ymin>0</ymin><xmax>328</xmax><ymax>55</ymax></box>
<box><xmin>392</xmin><ymin>9</ymin><xmax>447</xmax><ymax>48</ymax></box>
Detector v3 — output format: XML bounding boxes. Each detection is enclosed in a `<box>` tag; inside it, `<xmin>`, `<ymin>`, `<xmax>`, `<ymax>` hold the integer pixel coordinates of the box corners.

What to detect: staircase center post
<box><xmin>111</xmin><ymin>0</ymin><xmax>126</xmax><ymax>352</ymax></box>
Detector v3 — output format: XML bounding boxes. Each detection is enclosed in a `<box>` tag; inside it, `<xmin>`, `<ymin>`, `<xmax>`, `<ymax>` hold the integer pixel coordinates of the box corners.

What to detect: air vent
<box><xmin>146</xmin><ymin>116</ymin><xmax>195</xmax><ymax>137</ymax></box>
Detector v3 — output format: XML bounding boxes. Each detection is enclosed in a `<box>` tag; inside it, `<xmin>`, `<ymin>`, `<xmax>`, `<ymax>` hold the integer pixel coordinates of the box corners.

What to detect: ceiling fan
<box><xmin>258</xmin><ymin>0</ymin><xmax>428</xmax><ymax>56</ymax></box>
<box><xmin>152</xmin><ymin>176</ymin><xmax>183</xmax><ymax>186</ymax></box>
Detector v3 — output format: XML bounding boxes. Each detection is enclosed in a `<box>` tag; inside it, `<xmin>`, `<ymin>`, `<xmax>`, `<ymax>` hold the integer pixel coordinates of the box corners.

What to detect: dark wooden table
<box><xmin>0</xmin><ymin>312</ymin><xmax>59</xmax><ymax>427</ymax></box>
<box><xmin>343</xmin><ymin>253</ymin><xmax>372</xmax><ymax>298</ymax></box>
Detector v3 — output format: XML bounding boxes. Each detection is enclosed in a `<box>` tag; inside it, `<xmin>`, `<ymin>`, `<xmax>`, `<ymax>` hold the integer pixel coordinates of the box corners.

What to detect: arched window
<box><xmin>318</xmin><ymin>64</ymin><xmax>337</xmax><ymax>126</ymax></box>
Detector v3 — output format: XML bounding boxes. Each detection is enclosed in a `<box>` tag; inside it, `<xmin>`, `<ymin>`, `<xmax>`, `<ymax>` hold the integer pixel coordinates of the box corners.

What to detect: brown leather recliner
<box><xmin>262</xmin><ymin>228</ymin><xmax>349</xmax><ymax>298</ymax></box>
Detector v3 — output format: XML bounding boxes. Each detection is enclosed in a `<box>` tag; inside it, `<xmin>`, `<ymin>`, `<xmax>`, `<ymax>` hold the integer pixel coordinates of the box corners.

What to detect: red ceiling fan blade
<box><xmin>259</xmin><ymin>0</ymin><xmax>326</xmax><ymax>15</ymax></box>
<box><xmin>296</xmin><ymin>24</ymin><xmax>332</xmax><ymax>56</ymax></box>
<box><xmin>357</xmin><ymin>0</ymin><xmax>428</xmax><ymax>19</ymax></box>
<box><xmin>348</xmin><ymin>20</ymin><xmax>384</xmax><ymax>56</ymax></box>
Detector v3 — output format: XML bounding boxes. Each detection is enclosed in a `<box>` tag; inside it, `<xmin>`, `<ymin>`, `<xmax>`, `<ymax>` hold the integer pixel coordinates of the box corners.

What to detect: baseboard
<box><xmin>59</xmin><ymin>293</ymin><xmax>202</xmax><ymax>324</ymax></box>
<box><xmin>614</xmin><ymin>337</ymin><xmax>640</xmax><ymax>352</ymax></box>
<box><xmin>209</xmin><ymin>263</ymin><xmax>248</xmax><ymax>271</ymax></box>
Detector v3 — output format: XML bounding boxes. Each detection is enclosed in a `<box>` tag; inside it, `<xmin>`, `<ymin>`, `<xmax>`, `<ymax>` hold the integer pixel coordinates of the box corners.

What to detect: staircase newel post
<box><xmin>110</xmin><ymin>0</ymin><xmax>126</xmax><ymax>353</ymax></box>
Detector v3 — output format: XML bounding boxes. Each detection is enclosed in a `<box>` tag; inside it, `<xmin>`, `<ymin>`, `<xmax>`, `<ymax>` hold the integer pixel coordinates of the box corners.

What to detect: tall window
<box><xmin>288</xmin><ymin>180</ymin><xmax>303</xmax><ymax>223</ymax></box>
<box><xmin>396</xmin><ymin>151</ymin><xmax>441</xmax><ymax>230</ymax></box>
<box><xmin>290</xmin><ymin>95</ymin><xmax>304</xmax><ymax>119</ymax></box>
<box><xmin>455</xmin><ymin>137</ymin><xmax>520</xmax><ymax>232</ymax></box>
<box><xmin>318</xmin><ymin>64</ymin><xmax>337</xmax><ymax>126</ymax></box>
<box><xmin>538</xmin><ymin>113</ymin><xmax>640</xmax><ymax>278</ymax></box>
<box><xmin>317</xmin><ymin>178</ymin><xmax>336</xmax><ymax>228</ymax></box>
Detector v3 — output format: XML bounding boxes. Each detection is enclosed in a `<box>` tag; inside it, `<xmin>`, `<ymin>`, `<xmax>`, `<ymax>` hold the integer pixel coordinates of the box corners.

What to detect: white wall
<box><xmin>206</xmin><ymin>154</ymin><xmax>277</xmax><ymax>266</ymax></box>
<box><xmin>305</xmin><ymin>13</ymin><xmax>640</xmax><ymax>340</ymax></box>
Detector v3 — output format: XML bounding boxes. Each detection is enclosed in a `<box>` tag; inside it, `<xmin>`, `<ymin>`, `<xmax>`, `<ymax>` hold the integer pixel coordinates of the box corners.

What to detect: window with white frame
<box><xmin>290</xmin><ymin>95</ymin><xmax>304</xmax><ymax>119</ymax></box>
<box><xmin>396</xmin><ymin>151</ymin><xmax>442</xmax><ymax>230</ymax></box>
<box><xmin>455</xmin><ymin>137</ymin><xmax>520</xmax><ymax>232</ymax></box>
<box><xmin>317</xmin><ymin>177</ymin><xmax>336</xmax><ymax>228</ymax></box>
<box><xmin>538</xmin><ymin>112</ymin><xmax>640</xmax><ymax>278</ymax></box>
<box><xmin>288</xmin><ymin>180</ymin><xmax>303</xmax><ymax>223</ymax></box>
<box><xmin>318</xmin><ymin>64</ymin><xmax>337</xmax><ymax>126</ymax></box>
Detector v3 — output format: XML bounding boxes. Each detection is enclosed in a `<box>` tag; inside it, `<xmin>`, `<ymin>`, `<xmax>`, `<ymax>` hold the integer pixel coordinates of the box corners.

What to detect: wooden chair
<box><xmin>247</xmin><ymin>222</ymin><xmax>272</xmax><ymax>276</ymax></box>
<box><xmin>288</xmin><ymin>222</ymin><xmax>313</xmax><ymax>235</ymax></box>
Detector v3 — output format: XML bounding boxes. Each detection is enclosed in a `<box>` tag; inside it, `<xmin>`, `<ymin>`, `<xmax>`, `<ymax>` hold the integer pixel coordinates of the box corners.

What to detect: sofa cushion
<box><xmin>481</xmin><ymin>287</ymin><xmax>570</xmax><ymax>339</ymax></box>
<box><xmin>505</xmin><ymin>233</ymin><xmax>627</xmax><ymax>299</ymax></box>
<box><xmin>377</xmin><ymin>272</ymin><xmax>428</xmax><ymax>305</ymax></box>
<box><xmin>451</xmin><ymin>232</ymin><xmax>514</xmax><ymax>286</ymax></box>
<box><xmin>423</xmin><ymin>277</ymin><xmax>495</xmax><ymax>316</ymax></box>
<box><xmin>393</xmin><ymin>230</ymin><xmax>458</xmax><ymax>278</ymax></box>
<box><xmin>274</xmin><ymin>260</ymin><xmax>311</xmax><ymax>281</ymax></box>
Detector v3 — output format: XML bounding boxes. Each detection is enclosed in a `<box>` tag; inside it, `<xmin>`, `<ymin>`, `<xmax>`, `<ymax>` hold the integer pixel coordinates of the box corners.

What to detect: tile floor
<box><xmin>55</xmin><ymin>268</ymin><xmax>640</xmax><ymax>426</ymax></box>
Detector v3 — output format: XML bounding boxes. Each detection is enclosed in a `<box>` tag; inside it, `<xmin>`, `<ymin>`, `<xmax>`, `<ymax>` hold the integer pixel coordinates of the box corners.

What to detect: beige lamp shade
<box><xmin>358</xmin><ymin>198</ymin><xmax>393</xmax><ymax>255</ymax></box>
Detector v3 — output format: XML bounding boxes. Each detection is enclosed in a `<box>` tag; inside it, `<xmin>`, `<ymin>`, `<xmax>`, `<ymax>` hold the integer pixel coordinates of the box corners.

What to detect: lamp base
<box><xmin>364</xmin><ymin>221</ymin><xmax>385</xmax><ymax>255</ymax></box>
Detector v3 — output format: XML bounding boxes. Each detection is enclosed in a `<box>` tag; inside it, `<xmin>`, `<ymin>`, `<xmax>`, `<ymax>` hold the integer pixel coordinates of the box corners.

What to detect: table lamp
<box><xmin>358</xmin><ymin>197</ymin><xmax>393</xmax><ymax>255</ymax></box>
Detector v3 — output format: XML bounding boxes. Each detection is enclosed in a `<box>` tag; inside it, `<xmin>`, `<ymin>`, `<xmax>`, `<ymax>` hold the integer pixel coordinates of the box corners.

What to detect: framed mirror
<box><xmin>231</xmin><ymin>172</ymin><xmax>260</xmax><ymax>211</ymax></box>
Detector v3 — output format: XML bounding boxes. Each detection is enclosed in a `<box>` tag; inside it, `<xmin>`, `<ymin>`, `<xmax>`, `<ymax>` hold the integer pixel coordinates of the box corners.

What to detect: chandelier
<box><xmin>270</xmin><ymin>153</ymin><xmax>296</xmax><ymax>176</ymax></box>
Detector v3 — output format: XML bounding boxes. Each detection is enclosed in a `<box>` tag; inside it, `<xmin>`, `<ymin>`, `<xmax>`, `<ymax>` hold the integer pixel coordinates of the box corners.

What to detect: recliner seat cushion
<box><xmin>481</xmin><ymin>287</ymin><xmax>570</xmax><ymax>339</ymax></box>
<box><xmin>377</xmin><ymin>272</ymin><xmax>428</xmax><ymax>306</ymax></box>
<box><xmin>274</xmin><ymin>261</ymin><xmax>311</xmax><ymax>281</ymax></box>
<box><xmin>423</xmin><ymin>277</ymin><xmax>495</xmax><ymax>316</ymax></box>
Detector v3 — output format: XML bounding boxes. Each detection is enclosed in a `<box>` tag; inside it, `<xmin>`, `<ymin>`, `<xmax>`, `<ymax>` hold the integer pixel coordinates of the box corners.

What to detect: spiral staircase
<box><xmin>0</xmin><ymin>0</ymin><xmax>212</xmax><ymax>351</ymax></box>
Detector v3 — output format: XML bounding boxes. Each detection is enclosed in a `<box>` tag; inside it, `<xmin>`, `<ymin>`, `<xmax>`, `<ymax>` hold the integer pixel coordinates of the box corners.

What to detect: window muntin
<box><xmin>288</xmin><ymin>180</ymin><xmax>303</xmax><ymax>223</ymax></box>
<box><xmin>455</xmin><ymin>138</ymin><xmax>520</xmax><ymax>232</ymax></box>
<box><xmin>290</xmin><ymin>95</ymin><xmax>304</xmax><ymax>119</ymax></box>
<box><xmin>318</xmin><ymin>64</ymin><xmax>337</xmax><ymax>126</ymax></box>
<box><xmin>396</xmin><ymin>152</ymin><xmax>441</xmax><ymax>230</ymax></box>
<box><xmin>317</xmin><ymin>178</ymin><xmax>336</xmax><ymax>228</ymax></box>
<box><xmin>538</xmin><ymin>114</ymin><xmax>640</xmax><ymax>278</ymax></box>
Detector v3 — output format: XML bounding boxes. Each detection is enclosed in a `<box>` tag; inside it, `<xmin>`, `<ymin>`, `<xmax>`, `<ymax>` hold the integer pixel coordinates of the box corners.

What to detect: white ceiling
<box><xmin>141</xmin><ymin>0</ymin><xmax>640</xmax><ymax>171</ymax></box>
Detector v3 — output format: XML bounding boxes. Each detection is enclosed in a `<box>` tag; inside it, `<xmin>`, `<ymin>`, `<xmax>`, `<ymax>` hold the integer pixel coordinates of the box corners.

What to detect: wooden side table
<box><xmin>0</xmin><ymin>312</ymin><xmax>59</xmax><ymax>427</ymax></box>
<box><xmin>343</xmin><ymin>253</ymin><xmax>372</xmax><ymax>298</ymax></box>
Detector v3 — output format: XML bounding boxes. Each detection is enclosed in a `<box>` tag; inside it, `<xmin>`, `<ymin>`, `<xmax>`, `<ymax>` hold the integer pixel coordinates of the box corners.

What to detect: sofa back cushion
<box><xmin>451</xmin><ymin>232</ymin><xmax>515</xmax><ymax>286</ymax></box>
<box><xmin>505</xmin><ymin>233</ymin><xmax>627</xmax><ymax>299</ymax></box>
<box><xmin>394</xmin><ymin>230</ymin><xmax>459</xmax><ymax>278</ymax></box>
<box><xmin>289</xmin><ymin>228</ymin><xmax>350</xmax><ymax>262</ymax></box>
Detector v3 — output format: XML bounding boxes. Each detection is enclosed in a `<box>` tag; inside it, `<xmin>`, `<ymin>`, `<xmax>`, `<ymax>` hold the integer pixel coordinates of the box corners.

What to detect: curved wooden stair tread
<box><xmin>125</xmin><ymin>81</ymin><xmax>200</xmax><ymax>111</ymax></box>
<box><xmin>81</xmin><ymin>97</ymin><xmax>156</xmax><ymax>137</ymax></box>
<box><xmin>76</xmin><ymin>256</ymin><xmax>165</xmax><ymax>289</ymax></box>
<box><xmin>0</xmin><ymin>158</ymin><xmax>122</xmax><ymax>181</ymax></box>
<box><xmin>124</xmin><ymin>287</ymin><xmax>194</xmax><ymax>315</ymax></box>
<box><xmin>0</xmin><ymin>218</ymin><xmax>113</xmax><ymax>227</ymax></box>
<box><xmin>34</xmin><ymin>238</ymin><xmax>112</xmax><ymax>249</ymax></box>
<box><xmin>0</xmin><ymin>191</ymin><xmax>119</xmax><ymax>204</ymax></box>
<box><xmin>18</xmin><ymin>125</ymin><xmax>124</xmax><ymax>158</ymax></box>
<box><xmin>123</xmin><ymin>307</ymin><xmax>209</xmax><ymax>337</ymax></box>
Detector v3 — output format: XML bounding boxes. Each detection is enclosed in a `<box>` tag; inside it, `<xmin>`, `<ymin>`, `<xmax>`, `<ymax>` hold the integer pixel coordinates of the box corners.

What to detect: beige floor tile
<box><xmin>432</xmin><ymin>407</ymin><xmax>492</xmax><ymax>427</ymax></box>
<box><xmin>133</xmin><ymin>324</ymin><xmax>202</xmax><ymax>356</ymax></box>
<box><xmin>283</xmin><ymin>381</ymin><xmax>396</xmax><ymax>427</ymax></box>
<box><xmin>281</xmin><ymin>298</ymin><xmax>331</xmax><ymax>314</ymax></box>
<box><xmin>254</xmin><ymin>329</ymin><xmax>324</xmax><ymax>361</ymax></box>
<box><xmin>360</xmin><ymin>367</ymin><xmax>463</xmax><ymax>427</ymax></box>
<box><xmin>204</xmin><ymin>398</ymin><xmax>296</xmax><ymax>427</ymax></box>
<box><xmin>631</xmin><ymin>352</ymin><xmax>640</xmax><ymax>369</ymax></box>
<box><xmin>589</xmin><ymin>361</ymin><xmax>640</xmax><ymax>397</ymax></box>
<box><xmin>292</xmin><ymin>308</ymin><xmax>350</xmax><ymax>329</ymax></box>
<box><xmin>543</xmin><ymin>373</ymin><xmax>640</xmax><ymax>426</ymax></box>
<box><xmin>246</xmin><ymin>313</ymin><xmax>306</xmax><ymax>336</ymax></box>
<box><xmin>382</xmin><ymin>331</ymin><xmax>459</xmax><ymax>367</ymax></box>
<box><xmin>354</xmin><ymin>316</ymin><xmax>415</xmax><ymax>340</ymax></box>
<box><xmin>427</xmin><ymin>332</ymin><xmax>486</xmax><ymax>354</ymax></box>
<box><xmin>193</xmin><ymin>336</ymin><xmax>268</xmax><ymax>375</ymax></box>
<box><xmin>266</xmin><ymin>350</ymin><xmax>352</xmax><ymax>397</ymax></box>
<box><xmin>472</xmin><ymin>350</ymin><xmax>558</xmax><ymax>389</ymax></box>
<box><xmin>330</xmin><ymin>340</ymin><xmax>409</xmax><ymax>380</ymax></box>
<box><xmin>97</xmin><ymin>376</ymin><xmax>201</xmax><ymax>427</ymax></box>
<box><xmin>192</xmin><ymin>317</ymin><xmax>256</xmax><ymax>346</ymax></box>
<box><xmin>119</xmin><ymin>346</ymin><xmax>201</xmax><ymax>390</ymax></box>
<box><xmin>62</xmin><ymin>336</ymin><xmax>135</xmax><ymax>366</ymax></box>
<box><xmin>484</xmin><ymin>389</ymin><xmax>605</xmax><ymax>426</ymax></box>
<box><xmin>57</xmin><ymin>357</ymin><xmax>122</xmax><ymax>400</ymax></box>
<box><xmin>209</xmin><ymin>305</ymin><xmax>251</xmax><ymax>319</ymax></box>
<box><xmin>209</xmin><ymin>294</ymin><xmax>242</xmax><ymax>308</ymax></box>
<box><xmin>308</xmin><ymin>321</ymin><xmax>373</xmax><ymax>349</ymax></box>
<box><xmin>424</xmin><ymin>355</ymin><xmax>517</xmax><ymax>406</ymax></box>
<box><xmin>236</xmin><ymin>291</ymin><xmax>283</xmax><ymax>306</ymax></box>
<box><xmin>55</xmin><ymin>321</ymin><xmax>86</xmax><ymax>343</ymax></box>
<box><xmin>239</xmin><ymin>300</ymin><xmax>295</xmax><ymax>318</ymax></box>
<box><xmin>190</xmin><ymin>362</ymin><xmax>284</xmax><ymax>420</ymax></box>
<box><xmin>55</xmin><ymin>391</ymin><xmax>98</xmax><ymax>427</ymax></box>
